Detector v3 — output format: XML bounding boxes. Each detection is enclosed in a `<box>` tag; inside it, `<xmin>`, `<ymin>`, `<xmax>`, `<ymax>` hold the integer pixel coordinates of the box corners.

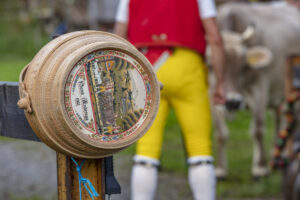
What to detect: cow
<box><xmin>209</xmin><ymin>1</ymin><xmax>300</xmax><ymax>178</ymax></box>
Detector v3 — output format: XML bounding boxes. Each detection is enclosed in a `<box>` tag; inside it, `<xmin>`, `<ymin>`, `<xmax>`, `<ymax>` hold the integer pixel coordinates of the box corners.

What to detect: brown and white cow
<box><xmin>209</xmin><ymin>2</ymin><xmax>300</xmax><ymax>178</ymax></box>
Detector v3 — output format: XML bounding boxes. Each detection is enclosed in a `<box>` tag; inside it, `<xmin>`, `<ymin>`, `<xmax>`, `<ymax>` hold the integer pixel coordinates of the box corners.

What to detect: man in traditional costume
<box><xmin>114</xmin><ymin>0</ymin><xmax>225</xmax><ymax>199</ymax></box>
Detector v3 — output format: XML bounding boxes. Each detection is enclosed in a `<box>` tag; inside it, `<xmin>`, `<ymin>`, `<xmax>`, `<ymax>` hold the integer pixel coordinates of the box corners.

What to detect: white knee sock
<box><xmin>188</xmin><ymin>156</ymin><xmax>216</xmax><ymax>200</ymax></box>
<box><xmin>131</xmin><ymin>156</ymin><xmax>159</xmax><ymax>200</ymax></box>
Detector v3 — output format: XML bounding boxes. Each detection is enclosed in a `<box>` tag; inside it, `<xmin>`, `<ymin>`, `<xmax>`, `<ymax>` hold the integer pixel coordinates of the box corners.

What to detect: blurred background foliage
<box><xmin>0</xmin><ymin>0</ymin><xmax>49</xmax><ymax>82</ymax></box>
<box><xmin>0</xmin><ymin>0</ymin><xmax>49</xmax><ymax>58</ymax></box>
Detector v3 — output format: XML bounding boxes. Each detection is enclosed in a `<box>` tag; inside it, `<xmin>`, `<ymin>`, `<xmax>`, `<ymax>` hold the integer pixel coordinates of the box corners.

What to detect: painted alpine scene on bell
<box><xmin>65</xmin><ymin>50</ymin><xmax>151</xmax><ymax>141</ymax></box>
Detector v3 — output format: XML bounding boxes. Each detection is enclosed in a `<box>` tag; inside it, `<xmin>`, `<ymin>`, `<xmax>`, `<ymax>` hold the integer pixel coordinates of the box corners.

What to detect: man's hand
<box><xmin>213</xmin><ymin>82</ymin><xmax>226</xmax><ymax>105</ymax></box>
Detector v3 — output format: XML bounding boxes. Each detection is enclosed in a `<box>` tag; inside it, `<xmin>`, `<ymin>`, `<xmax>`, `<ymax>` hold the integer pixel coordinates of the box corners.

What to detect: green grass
<box><xmin>0</xmin><ymin>7</ymin><xmax>282</xmax><ymax>198</ymax></box>
<box><xmin>119</xmin><ymin>110</ymin><xmax>282</xmax><ymax>199</ymax></box>
<box><xmin>216</xmin><ymin>111</ymin><xmax>281</xmax><ymax>198</ymax></box>
<box><xmin>0</xmin><ymin>57</ymin><xmax>281</xmax><ymax>199</ymax></box>
<box><xmin>0</xmin><ymin>55</ymin><xmax>31</xmax><ymax>82</ymax></box>
<box><xmin>0</xmin><ymin>58</ymin><xmax>282</xmax><ymax>199</ymax></box>
<box><xmin>0</xmin><ymin>55</ymin><xmax>281</xmax><ymax>199</ymax></box>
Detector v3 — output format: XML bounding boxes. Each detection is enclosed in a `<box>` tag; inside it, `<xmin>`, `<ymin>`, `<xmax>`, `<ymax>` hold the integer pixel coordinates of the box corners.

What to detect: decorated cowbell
<box><xmin>18</xmin><ymin>31</ymin><xmax>160</xmax><ymax>158</ymax></box>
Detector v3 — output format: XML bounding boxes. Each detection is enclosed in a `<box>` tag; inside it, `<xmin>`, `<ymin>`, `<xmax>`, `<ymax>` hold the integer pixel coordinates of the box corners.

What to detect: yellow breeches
<box><xmin>136</xmin><ymin>48</ymin><xmax>212</xmax><ymax>159</ymax></box>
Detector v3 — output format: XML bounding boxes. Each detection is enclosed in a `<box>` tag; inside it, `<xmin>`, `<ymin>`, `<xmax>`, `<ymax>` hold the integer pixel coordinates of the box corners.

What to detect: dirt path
<box><xmin>0</xmin><ymin>140</ymin><xmax>57</xmax><ymax>200</ymax></box>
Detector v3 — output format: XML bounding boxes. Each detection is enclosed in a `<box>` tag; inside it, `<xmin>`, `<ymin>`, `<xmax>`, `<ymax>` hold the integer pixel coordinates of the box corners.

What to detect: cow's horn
<box><xmin>242</xmin><ymin>24</ymin><xmax>255</xmax><ymax>41</ymax></box>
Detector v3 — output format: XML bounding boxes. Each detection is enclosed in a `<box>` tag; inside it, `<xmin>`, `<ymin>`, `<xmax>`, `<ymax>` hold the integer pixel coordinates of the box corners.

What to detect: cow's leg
<box><xmin>213</xmin><ymin>105</ymin><xmax>229</xmax><ymax>178</ymax></box>
<box><xmin>251</xmin><ymin>111</ymin><xmax>268</xmax><ymax>177</ymax></box>
<box><xmin>247</xmin><ymin>87</ymin><xmax>269</xmax><ymax>177</ymax></box>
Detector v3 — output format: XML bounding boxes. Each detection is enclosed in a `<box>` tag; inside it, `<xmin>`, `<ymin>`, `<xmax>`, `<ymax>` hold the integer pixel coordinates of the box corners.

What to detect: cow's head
<box><xmin>207</xmin><ymin>25</ymin><xmax>273</xmax><ymax>111</ymax></box>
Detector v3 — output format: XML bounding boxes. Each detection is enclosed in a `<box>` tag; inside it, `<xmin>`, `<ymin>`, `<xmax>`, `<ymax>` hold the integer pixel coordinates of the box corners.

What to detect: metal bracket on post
<box><xmin>104</xmin><ymin>156</ymin><xmax>121</xmax><ymax>198</ymax></box>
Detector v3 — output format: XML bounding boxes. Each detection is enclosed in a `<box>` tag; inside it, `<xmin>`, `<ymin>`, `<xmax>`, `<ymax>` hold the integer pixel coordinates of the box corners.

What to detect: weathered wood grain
<box><xmin>57</xmin><ymin>153</ymin><xmax>106</xmax><ymax>200</ymax></box>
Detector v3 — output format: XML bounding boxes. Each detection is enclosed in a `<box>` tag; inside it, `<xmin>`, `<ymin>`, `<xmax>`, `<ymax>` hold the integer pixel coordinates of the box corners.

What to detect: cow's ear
<box><xmin>246</xmin><ymin>46</ymin><xmax>273</xmax><ymax>69</ymax></box>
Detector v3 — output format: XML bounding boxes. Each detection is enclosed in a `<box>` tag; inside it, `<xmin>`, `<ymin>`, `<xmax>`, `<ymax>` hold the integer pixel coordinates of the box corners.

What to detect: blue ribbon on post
<box><xmin>71</xmin><ymin>157</ymin><xmax>100</xmax><ymax>200</ymax></box>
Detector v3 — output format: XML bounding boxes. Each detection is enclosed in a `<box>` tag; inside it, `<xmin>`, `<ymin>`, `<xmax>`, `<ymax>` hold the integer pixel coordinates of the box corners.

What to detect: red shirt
<box><xmin>128</xmin><ymin>0</ymin><xmax>207</xmax><ymax>55</ymax></box>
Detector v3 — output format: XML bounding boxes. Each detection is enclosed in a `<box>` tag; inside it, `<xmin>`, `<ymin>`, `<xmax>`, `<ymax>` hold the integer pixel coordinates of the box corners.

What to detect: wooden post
<box><xmin>57</xmin><ymin>153</ymin><xmax>105</xmax><ymax>200</ymax></box>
